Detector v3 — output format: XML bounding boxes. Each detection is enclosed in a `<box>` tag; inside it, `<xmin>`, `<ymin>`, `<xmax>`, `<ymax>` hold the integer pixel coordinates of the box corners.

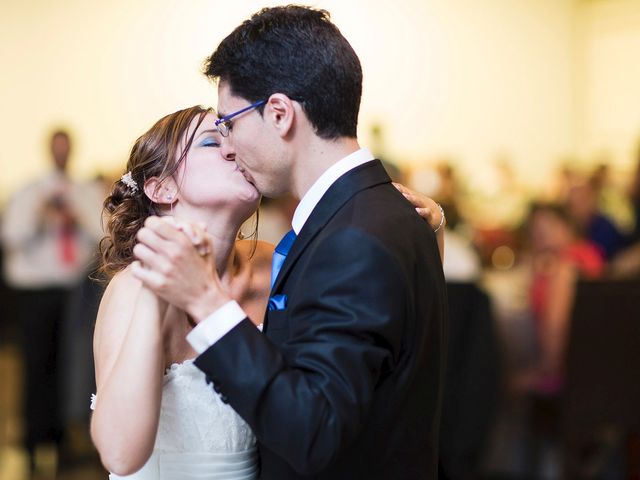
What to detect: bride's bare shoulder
<box><xmin>94</xmin><ymin>266</ymin><xmax>143</xmax><ymax>338</ymax></box>
<box><xmin>99</xmin><ymin>265</ymin><xmax>143</xmax><ymax>307</ymax></box>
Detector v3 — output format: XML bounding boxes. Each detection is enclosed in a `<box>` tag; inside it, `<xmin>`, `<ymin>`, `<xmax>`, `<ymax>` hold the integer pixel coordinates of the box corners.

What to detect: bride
<box><xmin>90</xmin><ymin>105</ymin><xmax>444</xmax><ymax>479</ymax></box>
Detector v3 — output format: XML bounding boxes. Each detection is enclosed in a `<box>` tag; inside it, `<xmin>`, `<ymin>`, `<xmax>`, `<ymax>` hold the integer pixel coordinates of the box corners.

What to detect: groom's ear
<box><xmin>143</xmin><ymin>177</ymin><xmax>178</xmax><ymax>205</ymax></box>
<box><xmin>266</xmin><ymin>93</ymin><xmax>296</xmax><ymax>138</ymax></box>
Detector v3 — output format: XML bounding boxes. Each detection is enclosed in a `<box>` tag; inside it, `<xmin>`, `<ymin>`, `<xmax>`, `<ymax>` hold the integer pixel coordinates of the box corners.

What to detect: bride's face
<box><xmin>172</xmin><ymin>113</ymin><xmax>260</xmax><ymax>219</ymax></box>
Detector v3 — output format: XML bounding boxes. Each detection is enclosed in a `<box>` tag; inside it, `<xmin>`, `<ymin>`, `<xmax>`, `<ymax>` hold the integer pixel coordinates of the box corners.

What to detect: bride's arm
<box><xmin>91</xmin><ymin>266</ymin><xmax>167</xmax><ymax>476</ymax></box>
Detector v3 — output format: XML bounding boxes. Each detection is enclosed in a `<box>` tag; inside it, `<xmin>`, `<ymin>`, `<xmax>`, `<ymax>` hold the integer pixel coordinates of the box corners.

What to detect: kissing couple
<box><xmin>91</xmin><ymin>5</ymin><xmax>448</xmax><ymax>480</ymax></box>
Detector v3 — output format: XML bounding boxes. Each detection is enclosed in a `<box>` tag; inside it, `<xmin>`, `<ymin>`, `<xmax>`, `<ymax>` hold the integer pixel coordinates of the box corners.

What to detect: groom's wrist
<box><xmin>187</xmin><ymin>288</ymin><xmax>232</xmax><ymax>324</ymax></box>
<box><xmin>186</xmin><ymin>300</ymin><xmax>247</xmax><ymax>354</ymax></box>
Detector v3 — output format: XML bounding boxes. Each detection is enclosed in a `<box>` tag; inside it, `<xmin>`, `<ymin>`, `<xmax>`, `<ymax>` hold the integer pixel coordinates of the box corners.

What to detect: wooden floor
<box><xmin>0</xmin><ymin>346</ymin><xmax>106</xmax><ymax>480</ymax></box>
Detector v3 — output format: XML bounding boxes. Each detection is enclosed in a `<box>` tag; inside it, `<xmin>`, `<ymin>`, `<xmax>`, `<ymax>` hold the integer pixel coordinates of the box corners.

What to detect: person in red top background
<box><xmin>526</xmin><ymin>202</ymin><xmax>604</xmax><ymax>395</ymax></box>
<box><xmin>514</xmin><ymin>203</ymin><xmax>605</xmax><ymax>476</ymax></box>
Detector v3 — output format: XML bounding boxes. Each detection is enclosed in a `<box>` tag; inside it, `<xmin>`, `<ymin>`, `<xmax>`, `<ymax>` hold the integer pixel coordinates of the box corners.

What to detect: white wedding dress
<box><xmin>92</xmin><ymin>359</ymin><xmax>258</xmax><ymax>480</ymax></box>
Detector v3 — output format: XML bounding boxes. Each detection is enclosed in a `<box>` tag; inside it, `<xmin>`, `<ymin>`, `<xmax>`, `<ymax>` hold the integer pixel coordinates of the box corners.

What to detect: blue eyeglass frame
<box><xmin>214</xmin><ymin>100</ymin><xmax>267</xmax><ymax>137</ymax></box>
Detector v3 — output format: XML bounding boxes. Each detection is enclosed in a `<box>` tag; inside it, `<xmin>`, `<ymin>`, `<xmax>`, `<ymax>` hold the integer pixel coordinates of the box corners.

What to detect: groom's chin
<box><xmin>258</xmin><ymin>184</ymin><xmax>292</xmax><ymax>200</ymax></box>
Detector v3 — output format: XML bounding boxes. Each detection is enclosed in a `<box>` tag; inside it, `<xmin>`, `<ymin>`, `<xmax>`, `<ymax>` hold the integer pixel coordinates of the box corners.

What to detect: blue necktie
<box><xmin>270</xmin><ymin>229</ymin><xmax>297</xmax><ymax>289</ymax></box>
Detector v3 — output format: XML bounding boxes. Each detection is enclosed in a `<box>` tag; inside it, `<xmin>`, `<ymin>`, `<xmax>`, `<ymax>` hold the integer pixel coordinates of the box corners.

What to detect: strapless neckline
<box><xmin>107</xmin><ymin>358</ymin><xmax>257</xmax><ymax>479</ymax></box>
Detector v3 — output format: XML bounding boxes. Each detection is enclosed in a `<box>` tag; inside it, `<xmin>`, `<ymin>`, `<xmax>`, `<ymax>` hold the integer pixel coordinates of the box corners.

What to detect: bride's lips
<box><xmin>235</xmin><ymin>164</ymin><xmax>256</xmax><ymax>186</ymax></box>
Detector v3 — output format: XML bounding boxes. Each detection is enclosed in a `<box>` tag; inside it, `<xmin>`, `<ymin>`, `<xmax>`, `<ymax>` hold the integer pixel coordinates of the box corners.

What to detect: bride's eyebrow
<box><xmin>193</xmin><ymin>129</ymin><xmax>221</xmax><ymax>142</ymax></box>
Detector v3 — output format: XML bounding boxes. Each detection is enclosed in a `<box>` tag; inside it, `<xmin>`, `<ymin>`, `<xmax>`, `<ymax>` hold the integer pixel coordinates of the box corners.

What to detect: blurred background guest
<box><xmin>609</xmin><ymin>153</ymin><xmax>640</xmax><ymax>279</ymax></box>
<box><xmin>565</xmin><ymin>182</ymin><xmax>626</xmax><ymax>261</ymax></box>
<box><xmin>625</xmin><ymin>147</ymin><xmax>640</xmax><ymax>246</ymax></box>
<box><xmin>524</xmin><ymin>203</ymin><xmax>604</xmax><ymax>393</ymax></box>
<box><xmin>0</xmin><ymin>130</ymin><xmax>103</xmax><ymax>474</ymax></box>
<box><xmin>517</xmin><ymin>203</ymin><xmax>604</xmax><ymax>477</ymax></box>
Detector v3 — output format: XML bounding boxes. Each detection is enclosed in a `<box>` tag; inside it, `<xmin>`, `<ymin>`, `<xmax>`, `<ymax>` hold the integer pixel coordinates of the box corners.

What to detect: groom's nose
<box><xmin>220</xmin><ymin>140</ymin><xmax>235</xmax><ymax>162</ymax></box>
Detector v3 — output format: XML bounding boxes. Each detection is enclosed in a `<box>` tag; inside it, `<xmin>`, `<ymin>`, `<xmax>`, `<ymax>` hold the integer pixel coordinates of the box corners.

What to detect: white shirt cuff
<box><xmin>186</xmin><ymin>300</ymin><xmax>247</xmax><ymax>354</ymax></box>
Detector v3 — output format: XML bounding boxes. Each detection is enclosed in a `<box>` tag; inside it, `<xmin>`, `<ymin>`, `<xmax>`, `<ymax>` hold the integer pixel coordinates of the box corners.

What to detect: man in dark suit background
<box><xmin>133</xmin><ymin>6</ymin><xmax>447</xmax><ymax>479</ymax></box>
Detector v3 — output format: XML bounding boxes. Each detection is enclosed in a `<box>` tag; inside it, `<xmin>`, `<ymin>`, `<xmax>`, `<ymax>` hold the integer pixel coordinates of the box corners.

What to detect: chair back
<box><xmin>563</xmin><ymin>278</ymin><xmax>640</xmax><ymax>476</ymax></box>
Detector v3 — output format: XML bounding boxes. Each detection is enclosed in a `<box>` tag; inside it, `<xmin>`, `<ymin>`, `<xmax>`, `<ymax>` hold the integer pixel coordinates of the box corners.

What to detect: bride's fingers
<box><xmin>401</xmin><ymin>191</ymin><xmax>427</xmax><ymax>210</ymax></box>
<box><xmin>415</xmin><ymin>207</ymin><xmax>434</xmax><ymax>221</ymax></box>
<box><xmin>169</xmin><ymin>218</ymin><xmax>209</xmax><ymax>251</ymax></box>
<box><xmin>200</xmin><ymin>235</ymin><xmax>215</xmax><ymax>258</ymax></box>
<box><xmin>392</xmin><ymin>182</ymin><xmax>411</xmax><ymax>196</ymax></box>
<box><xmin>188</xmin><ymin>227</ymin><xmax>211</xmax><ymax>256</ymax></box>
<box><xmin>393</xmin><ymin>183</ymin><xmax>444</xmax><ymax>230</ymax></box>
<box><xmin>181</xmin><ymin>223</ymin><xmax>202</xmax><ymax>245</ymax></box>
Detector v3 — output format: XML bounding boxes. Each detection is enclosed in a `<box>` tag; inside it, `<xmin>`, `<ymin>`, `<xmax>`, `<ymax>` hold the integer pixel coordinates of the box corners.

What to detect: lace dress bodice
<box><xmin>155</xmin><ymin>360</ymin><xmax>255</xmax><ymax>453</ymax></box>
<box><xmin>100</xmin><ymin>360</ymin><xmax>257</xmax><ymax>480</ymax></box>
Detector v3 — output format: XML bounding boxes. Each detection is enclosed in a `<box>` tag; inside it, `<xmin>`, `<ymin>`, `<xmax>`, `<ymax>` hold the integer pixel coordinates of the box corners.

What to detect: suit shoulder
<box><xmin>337</xmin><ymin>183</ymin><xmax>429</xmax><ymax>235</ymax></box>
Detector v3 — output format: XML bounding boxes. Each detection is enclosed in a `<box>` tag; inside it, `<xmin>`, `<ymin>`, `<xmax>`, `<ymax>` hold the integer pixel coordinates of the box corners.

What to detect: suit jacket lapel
<box><xmin>271</xmin><ymin>159</ymin><xmax>390</xmax><ymax>294</ymax></box>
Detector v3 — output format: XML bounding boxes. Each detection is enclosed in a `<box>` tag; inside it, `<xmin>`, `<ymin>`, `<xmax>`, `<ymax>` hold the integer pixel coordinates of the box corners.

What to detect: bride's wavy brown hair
<box><xmin>99</xmin><ymin>105</ymin><xmax>212</xmax><ymax>279</ymax></box>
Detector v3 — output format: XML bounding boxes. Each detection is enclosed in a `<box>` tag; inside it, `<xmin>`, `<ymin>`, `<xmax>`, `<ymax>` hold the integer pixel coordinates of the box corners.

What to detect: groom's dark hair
<box><xmin>203</xmin><ymin>5</ymin><xmax>362</xmax><ymax>140</ymax></box>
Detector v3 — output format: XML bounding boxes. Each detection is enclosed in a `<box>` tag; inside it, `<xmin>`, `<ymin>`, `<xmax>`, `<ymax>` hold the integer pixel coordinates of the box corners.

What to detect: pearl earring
<box><xmin>166</xmin><ymin>195</ymin><xmax>173</xmax><ymax>201</ymax></box>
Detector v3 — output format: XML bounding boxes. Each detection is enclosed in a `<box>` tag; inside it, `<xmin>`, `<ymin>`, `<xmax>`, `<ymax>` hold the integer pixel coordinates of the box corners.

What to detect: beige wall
<box><xmin>0</xmin><ymin>0</ymin><xmax>638</xmax><ymax>202</ymax></box>
<box><xmin>575</xmin><ymin>0</ymin><xmax>640</xmax><ymax>169</ymax></box>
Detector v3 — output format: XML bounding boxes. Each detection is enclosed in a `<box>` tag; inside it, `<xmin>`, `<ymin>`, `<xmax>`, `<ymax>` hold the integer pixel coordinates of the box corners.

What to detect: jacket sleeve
<box><xmin>194</xmin><ymin>227</ymin><xmax>408</xmax><ymax>475</ymax></box>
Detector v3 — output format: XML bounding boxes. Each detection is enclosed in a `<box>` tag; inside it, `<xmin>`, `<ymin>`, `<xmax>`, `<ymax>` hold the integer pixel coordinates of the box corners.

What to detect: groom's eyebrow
<box><xmin>216</xmin><ymin>111</ymin><xmax>227</xmax><ymax>119</ymax></box>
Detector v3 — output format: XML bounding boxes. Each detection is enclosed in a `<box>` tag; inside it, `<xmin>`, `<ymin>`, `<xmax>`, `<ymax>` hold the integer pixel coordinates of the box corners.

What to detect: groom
<box><xmin>134</xmin><ymin>6</ymin><xmax>447</xmax><ymax>479</ymax></box>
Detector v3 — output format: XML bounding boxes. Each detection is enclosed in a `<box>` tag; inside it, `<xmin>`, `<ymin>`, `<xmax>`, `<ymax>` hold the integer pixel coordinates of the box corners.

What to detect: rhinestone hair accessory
<box><xmin>120</xmin><ymin>171</ymin><xmax>139</xmax><ymax>193</ymax></box>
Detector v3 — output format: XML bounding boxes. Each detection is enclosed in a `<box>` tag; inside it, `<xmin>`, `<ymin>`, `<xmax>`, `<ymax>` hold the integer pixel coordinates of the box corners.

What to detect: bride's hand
<box><xmin>393</xmin><ymin>182</ymin><xmax>445</xmax><ymax>261</ymax></box>
<box><xmin>161</xmin><ymin>217</ymin><xmax>210</xmax><ymax>257</ymax></box>
<box><xmin>393</xmin><ymin>182</ymin><xmax>445</xmax><ymax>232</ymax></box>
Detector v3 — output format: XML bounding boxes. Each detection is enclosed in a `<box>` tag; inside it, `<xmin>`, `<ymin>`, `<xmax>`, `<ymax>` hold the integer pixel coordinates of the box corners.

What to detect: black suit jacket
<box><xmin>195</xmin><ymin>160</ymin><xmax>448</xmax><ymax>479</ymax></box>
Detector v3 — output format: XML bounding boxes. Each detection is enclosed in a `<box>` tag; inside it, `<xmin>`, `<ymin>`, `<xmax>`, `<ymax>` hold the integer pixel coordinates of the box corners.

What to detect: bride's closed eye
<box><xmin>199</xmin><ymin>137</ymin><xmax>220</xmax><ymax>148</ymax></box>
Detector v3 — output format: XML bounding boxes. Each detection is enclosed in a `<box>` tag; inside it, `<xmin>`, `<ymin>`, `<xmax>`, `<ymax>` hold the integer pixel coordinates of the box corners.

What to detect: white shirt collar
<box><xmin>291</xmin><ymin>148</ymin><xmax>374</xmax><ymax>234</ymax></box>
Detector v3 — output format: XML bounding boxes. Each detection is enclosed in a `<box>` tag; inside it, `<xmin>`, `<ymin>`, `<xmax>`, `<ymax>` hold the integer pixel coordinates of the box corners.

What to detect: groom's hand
<box><xmin>131</xmin><ymin>216</ymin><xmax>231</xmax><ymax>321</ymax></box>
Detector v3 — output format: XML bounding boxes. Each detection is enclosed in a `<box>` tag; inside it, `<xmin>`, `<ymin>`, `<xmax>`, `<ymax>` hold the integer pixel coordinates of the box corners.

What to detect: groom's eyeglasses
<box><xmin>215</xmin><ymin>100</ymin><xmax>267</xmax><ymax>137</ymax></box>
